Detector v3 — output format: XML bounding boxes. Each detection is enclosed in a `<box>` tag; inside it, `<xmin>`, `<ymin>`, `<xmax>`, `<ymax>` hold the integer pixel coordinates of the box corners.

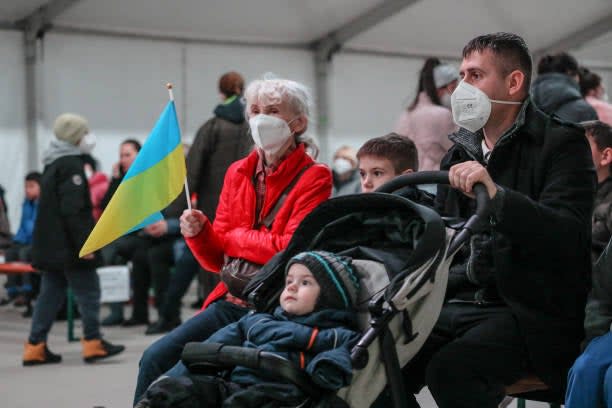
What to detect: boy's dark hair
<box><xmin>579</xmin><ymin>67</ymin><xmax>602</xmax><ymax>96</ymax></box>
<box><xmin>583</xmin><ymin>120</ymin><xmax>612</xmax><ymax>150</ymax></box>
<box><xmin>409</xmin><ymin>57</ymin><xmax>442</xmax><ymax>110</ymax></box>
<box><xmin>357</xmin><ymin>133</ymin><xmax>419</xmax><ymax>173</ymax></box>
<box><xmin>25</xmin><ymin>171</ymin><xmax>42</xmax><ymax>184</ymax></box>
<box><xmin>537</xmin><ymin>52</ymin><xmax>579</xmax><ymax>77</ymax></box>
<box><xmin>81</xmin><ymin>154</ymin><xmax>98</xmax><ymax>171</ymax></box>
<box><xmin>583</xmin><ymin>120</ymin><xmax>612</xmax><ymax>172</ymax></box>
<box><xmin>463</xmin><ymin>32</ymin><xmax>533</xmax><ymax>91</ymax></box>
<box><xmin>122</xmin><ymin>139</ymin><xmax>142</xmax><ymax>152</ymax></box>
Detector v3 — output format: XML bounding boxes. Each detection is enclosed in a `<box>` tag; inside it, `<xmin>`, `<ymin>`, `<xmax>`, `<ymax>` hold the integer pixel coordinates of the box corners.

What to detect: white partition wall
<box><xmin>41</xmin><ymin>32</ymin><xmax>184</xmax><ymax>175</ymax></box>
<box><xmin>328</xmin><ymin>52</ymin><xmax>429</xmax><ymax>159</ymax></box>
<box><xmin>2</xmin><ymin>28</ymin><xmax>612</xmax><ymax>228</ymax></box>
<box><xmin>0</xmin><ymin>30</ymin><xmax>27</xmax><ymax>228</ymax></box>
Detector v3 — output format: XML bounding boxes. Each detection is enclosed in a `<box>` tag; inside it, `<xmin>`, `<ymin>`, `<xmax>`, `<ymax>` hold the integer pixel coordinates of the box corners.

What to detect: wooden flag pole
<box><xmin>166</xmin><ymin>83</ymin><xmax>192</xmax><ymax>211</ymax></box>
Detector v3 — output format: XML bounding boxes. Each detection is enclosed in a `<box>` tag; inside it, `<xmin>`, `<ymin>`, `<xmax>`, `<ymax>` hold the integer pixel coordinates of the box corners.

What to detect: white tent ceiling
<box><xmin>2</xmin><ymin>0</ymin><xmax>612</xmax><ymax>62</ymax></box>
<box><xmin>2</xmin><ymin>0</ymin><xmax>612</xmax><ymax>172</ymax></box>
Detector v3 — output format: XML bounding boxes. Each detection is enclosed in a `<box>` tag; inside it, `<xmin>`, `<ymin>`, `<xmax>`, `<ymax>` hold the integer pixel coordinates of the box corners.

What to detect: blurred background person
<box><xmin>99</xmin><ymin>139</ymin><xmax>145</xmax><ymax>326</ymax></box>
<box><xmin>580</xmin><ymin>67</ymin><xmax>612</xmax><ymax>126</ymax></box>
<box><xmin>582</xmin><ymin>121</ymin><xmax>612</xmax><ymax>261</ymax></box>
<box><xmin>395</xmin><ymin>57</ymin><xmax>459</xmax><ymax>172</ymax></box>
<box><xmin>532</xmin><ymin>52</ymin><xmax>598</xmax><ymax>123</ymax></box>
<box><xmin>0</xmin><ymin>171</ymin><xmax>41</xmax><ymax>317</ymax></box>
<box><xmin>331</xmin><ymin>145</ymin><xmax>361</xmax><ymax>197</ymax></box>
<box><xmin>23</xmin><ymin>113</ymin><xmax>124</xmax><ymax>365</ymax></box>
<box><xmin>0</xmin><ymin>184</ymin><xmax>11</xmax><ymax>250</ymax></box>
<box><xmin>81</xmin><ymin>154</ymin><xmax>108</xmax><ymax>221</ymax></box>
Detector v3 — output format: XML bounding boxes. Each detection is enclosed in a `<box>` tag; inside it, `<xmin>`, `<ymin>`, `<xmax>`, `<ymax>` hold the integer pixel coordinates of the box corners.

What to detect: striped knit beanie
<box><xmin>286</xmin><ymin>251</ymin><xmax>360</xmax><ymax>310</ymax></box>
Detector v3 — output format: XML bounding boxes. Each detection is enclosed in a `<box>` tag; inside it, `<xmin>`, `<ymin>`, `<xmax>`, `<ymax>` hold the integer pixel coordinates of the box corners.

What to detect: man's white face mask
<box><xmin>450</xmin><ymin>80</ymin><xmax>521</xmax><ymax>133</ymax></box>
<box><xmin>249</xmin><ymin>114</ymin><xmax>296</xmax><ymax>155</ymax></box>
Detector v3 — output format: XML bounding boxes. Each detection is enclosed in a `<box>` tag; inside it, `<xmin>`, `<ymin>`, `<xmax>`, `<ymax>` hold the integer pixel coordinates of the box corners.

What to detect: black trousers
<box><xmin>131</xmin><ymin>238</ymin><xmax>175</xmax><ymax>321</ymax></box>
<box><xmin>373</xmin><ymin>303</ymin><xmax>530</xmax><ymax>408</ymax></box>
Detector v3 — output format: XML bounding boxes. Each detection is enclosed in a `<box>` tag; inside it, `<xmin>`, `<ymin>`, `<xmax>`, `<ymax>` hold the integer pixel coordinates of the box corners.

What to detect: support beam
<box><xmin>311</xmin><ymin>0</ymin><xmax>421</xmax><ymax>59</ymax></box>
<box><xmin>15</xmin><ymin>0</ymin><xmax>82</xmax><ymax>30</ymax></box>
<box><xmin>310</xmin><ymin>0</ymin><xmax>420</xmax><ymax>160</ymax></box>
<box><xmin>533</xmin><ymin>11</ymin><xmax>612</xmax><ymax>60</ymax></box>
<box><xmin>51</xmin><ymin>24</ymin><xmax>308</xmax><ymax>50</ymax></box>
<box><xmin>0</xmin><ymin>21</ymin><xmax>18</xmax><ymax>30</ymax></box>
<box><xmin>16</xmin><ymin>0</ymin><xmax>82</xmax><ymax>170</ymax></box>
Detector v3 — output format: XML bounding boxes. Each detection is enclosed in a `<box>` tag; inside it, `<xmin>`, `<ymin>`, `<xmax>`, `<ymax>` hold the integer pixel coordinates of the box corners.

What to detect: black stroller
<box><xmin>180</xmin><ymin>172</ymin><xmax>491</xmax><ymax>408</ymax></box>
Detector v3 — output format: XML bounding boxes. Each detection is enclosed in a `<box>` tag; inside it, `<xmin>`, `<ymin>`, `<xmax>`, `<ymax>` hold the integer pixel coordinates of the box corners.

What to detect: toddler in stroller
<box><xmin>135</xmin><ymin>250</ymin><xmax>362</xmax><ymax>408</ymax></box>
<box><xmin>144</xmin><ymin>172</ymin><xmax>489</xmax><ymax>408</ymax></box>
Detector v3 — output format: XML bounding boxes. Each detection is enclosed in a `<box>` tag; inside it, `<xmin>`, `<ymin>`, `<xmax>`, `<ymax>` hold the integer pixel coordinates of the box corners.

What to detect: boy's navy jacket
<box><xmin>207</xmin><ymin>306</ymin><xmax>360</xmax><ymax>391</ymax></box>
<box><xmin>13</xmin><ymin>199</ymin><xmax>38</xmax><ymax>245</ymax></box>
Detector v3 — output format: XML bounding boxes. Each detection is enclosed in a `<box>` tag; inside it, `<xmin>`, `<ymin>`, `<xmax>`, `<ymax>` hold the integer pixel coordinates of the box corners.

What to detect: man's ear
<box><xmin>401</xmin><ymin>168</ymin><xmax>414</xmax><ymax>175</ymax></box>
<box><xmin>507</xmin><ymin>70</ymin><xmax>525</xmax><ymax>97</ymax></box>
<box><xmin>601</xmin><ymin>147</ymin><xmax>612</xmax><ymax>167</ymax></box>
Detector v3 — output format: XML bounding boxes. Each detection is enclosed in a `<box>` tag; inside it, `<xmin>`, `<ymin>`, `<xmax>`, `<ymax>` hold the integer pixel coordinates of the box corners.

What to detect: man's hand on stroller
<box><xmin>449</xmin><ymin>161</ymin><xmax>498</xmax><ymax>199</ymax></box>
<box><xmin>180</xmin><ymin>209</ymin><xmax>208</xmax><ymax>238</ymax></box>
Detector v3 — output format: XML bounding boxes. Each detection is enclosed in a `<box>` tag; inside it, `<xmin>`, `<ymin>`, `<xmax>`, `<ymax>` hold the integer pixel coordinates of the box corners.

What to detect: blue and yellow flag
<box><xmin>80</xmin><ymin>101</ymin><xmax>186</xmax><ymax>257</ymax></box>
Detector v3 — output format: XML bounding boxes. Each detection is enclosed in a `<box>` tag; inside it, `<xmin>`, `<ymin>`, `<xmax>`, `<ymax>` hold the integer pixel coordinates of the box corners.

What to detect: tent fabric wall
<box><xmin>0</xmin><ymin>30</ymin><xmax>27</xmax><ymax>231</ymax></box>
<box><xmin>2</xmin><ymin>27</ymin><xmax>612</xmax><ymax>230</ymax></box>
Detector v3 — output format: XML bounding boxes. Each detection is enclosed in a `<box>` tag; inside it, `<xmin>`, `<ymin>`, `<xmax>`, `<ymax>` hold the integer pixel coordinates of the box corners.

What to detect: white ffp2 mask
<box><xmin>78</xmin><ymin>132</ymin><xmax>96</xmax><ymax>154</ymax></box>
<box><xmin>249</xmin><ymin>114</ymin><xmax>294</xmax><ymax>155</ymax></box>
<box><xmin>450</xmin><ymin>81</ymin><xmax>521</xmax><ymax>133</ymax></box>
<box><xmin>332</xmin><ymin>158</ymin><xmax>353</xmax><ymax>175</ymax></box>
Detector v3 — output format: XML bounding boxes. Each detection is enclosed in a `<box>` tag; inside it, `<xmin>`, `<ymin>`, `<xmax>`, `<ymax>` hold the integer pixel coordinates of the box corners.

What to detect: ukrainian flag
<box><xmin>80</xmin><ymin>101</ymin><xmax>186</xmax><ymax>257</ymax></box>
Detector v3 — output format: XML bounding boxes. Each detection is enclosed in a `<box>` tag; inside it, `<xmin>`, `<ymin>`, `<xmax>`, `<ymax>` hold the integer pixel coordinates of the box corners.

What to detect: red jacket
<box><xmin>88</xmin><ymin>172</ymin><xmax>109</xmax><ymax>221</ymax></box>
<box><xmin>186</xmin><ymin>144</ymin><xmax>332</xmax><ymax>308</ymax></box>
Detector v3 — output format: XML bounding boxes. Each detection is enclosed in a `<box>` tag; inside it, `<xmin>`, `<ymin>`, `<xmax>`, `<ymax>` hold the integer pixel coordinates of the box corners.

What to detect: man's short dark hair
<box><xmin>357</xmin><ymin>133</ymin><xmax>419</xmax><ymax>173</ymax></box>
<box><xmin>537</xmin><ymin>52</ymin><xmax>579</xmax><ymax>77</ymax></box>
<box><xmin>25</xmin><ymin>171</ymin><xmax>42</xmax><ymax>184</ymax></box>
<box><xmin>462</xmin><ymin>32</ymin><xmax>533</xmax><ymax>91</ymax></box>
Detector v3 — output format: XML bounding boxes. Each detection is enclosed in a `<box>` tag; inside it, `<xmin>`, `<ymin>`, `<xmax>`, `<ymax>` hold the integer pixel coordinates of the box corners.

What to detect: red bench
<box><xmin>0</xmin><ymin>262</ymin><xmax>36</xmax><ymax>274</ymax></box>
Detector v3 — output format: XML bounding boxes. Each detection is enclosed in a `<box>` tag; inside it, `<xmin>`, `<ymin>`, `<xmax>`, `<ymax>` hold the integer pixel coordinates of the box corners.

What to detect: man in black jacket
<box><xmin>375</xmin><ymin>33</ymin><xmax>596</xmax><ymax>408</ymax></box>
<box><xmin>532</xmin><ymin>52</ymin><xmax>598</xmax><ymax>123</ymax></box>
<box><xmin>23</xmin><ymin>113</ymin><xmax>124</xmax><ymax>366</ymax></box>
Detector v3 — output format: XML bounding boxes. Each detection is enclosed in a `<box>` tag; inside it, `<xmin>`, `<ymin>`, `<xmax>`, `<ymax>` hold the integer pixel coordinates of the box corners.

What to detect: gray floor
<box><xmin>0</xmin><ymin>285</ymin><xmax>554</xmax><ymax>408</ymax></box>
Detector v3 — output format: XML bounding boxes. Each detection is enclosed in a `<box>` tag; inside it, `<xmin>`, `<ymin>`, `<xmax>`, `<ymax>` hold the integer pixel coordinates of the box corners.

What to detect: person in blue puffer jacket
<box><xmin>135</xmin><ymin>250</ymin><xmax>361</xmax><ymax>408</ymax></box>
<box><xmin>1</xmin><ymin>172</ymin><xmax>41</xmax><ymax>313</ymax></box>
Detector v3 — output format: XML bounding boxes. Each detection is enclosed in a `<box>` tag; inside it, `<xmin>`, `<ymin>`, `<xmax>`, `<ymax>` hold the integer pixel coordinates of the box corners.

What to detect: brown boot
<box><xmin>81</xmin><ymin>338</ymin><xmax>125</xmax><ymax>363</ymax></box>
<box><xmin>23</xmin><ymin>342</ymin><xmax>62</xmax><ymax>366</ymax></box>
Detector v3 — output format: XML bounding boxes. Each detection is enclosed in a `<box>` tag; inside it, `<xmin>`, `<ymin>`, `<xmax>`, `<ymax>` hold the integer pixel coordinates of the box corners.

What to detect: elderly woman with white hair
<box><xmin>133</xmin><ymin>77</ymin><xmax>332</xmax><ymax>404</ymax></box>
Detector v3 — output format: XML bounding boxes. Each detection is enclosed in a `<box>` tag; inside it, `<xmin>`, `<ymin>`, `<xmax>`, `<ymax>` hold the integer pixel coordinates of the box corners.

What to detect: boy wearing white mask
<box><xmin>373</xmin><ymin>33</ymin><xmax>596</xmax><ymax>408</ymax></box>
<box><xmin>23</xmin><ymin>113</ymin><xmax>125</xmax><ymax>366</ymax></box>
<box><xmin>134</xmin><ymin>78</ymin><xmax>333</xmax><ymax>403</ymax></box>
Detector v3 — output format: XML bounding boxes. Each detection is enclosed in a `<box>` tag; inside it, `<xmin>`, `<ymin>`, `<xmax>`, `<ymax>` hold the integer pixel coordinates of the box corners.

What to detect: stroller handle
<box><xmin>375</xmin><ymin>170</ymin><xmax>492</xmax><ymax>255</ymax></box>
<box><xmin>375</xmin><ymin>170</ymin><xmax>491</xmax><ymax>220</ymax></box>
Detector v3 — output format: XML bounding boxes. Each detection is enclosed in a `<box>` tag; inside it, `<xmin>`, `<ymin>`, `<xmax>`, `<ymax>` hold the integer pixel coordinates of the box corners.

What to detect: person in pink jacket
<box><xmin>82</xmin><ymin>154</ymin><xmax>109</xmax><ymax>221</ymax></box>
<box><xmin>395</xmin><ymin>58</ymin><xmax>459</xmax><ymax>172</ymax></box>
